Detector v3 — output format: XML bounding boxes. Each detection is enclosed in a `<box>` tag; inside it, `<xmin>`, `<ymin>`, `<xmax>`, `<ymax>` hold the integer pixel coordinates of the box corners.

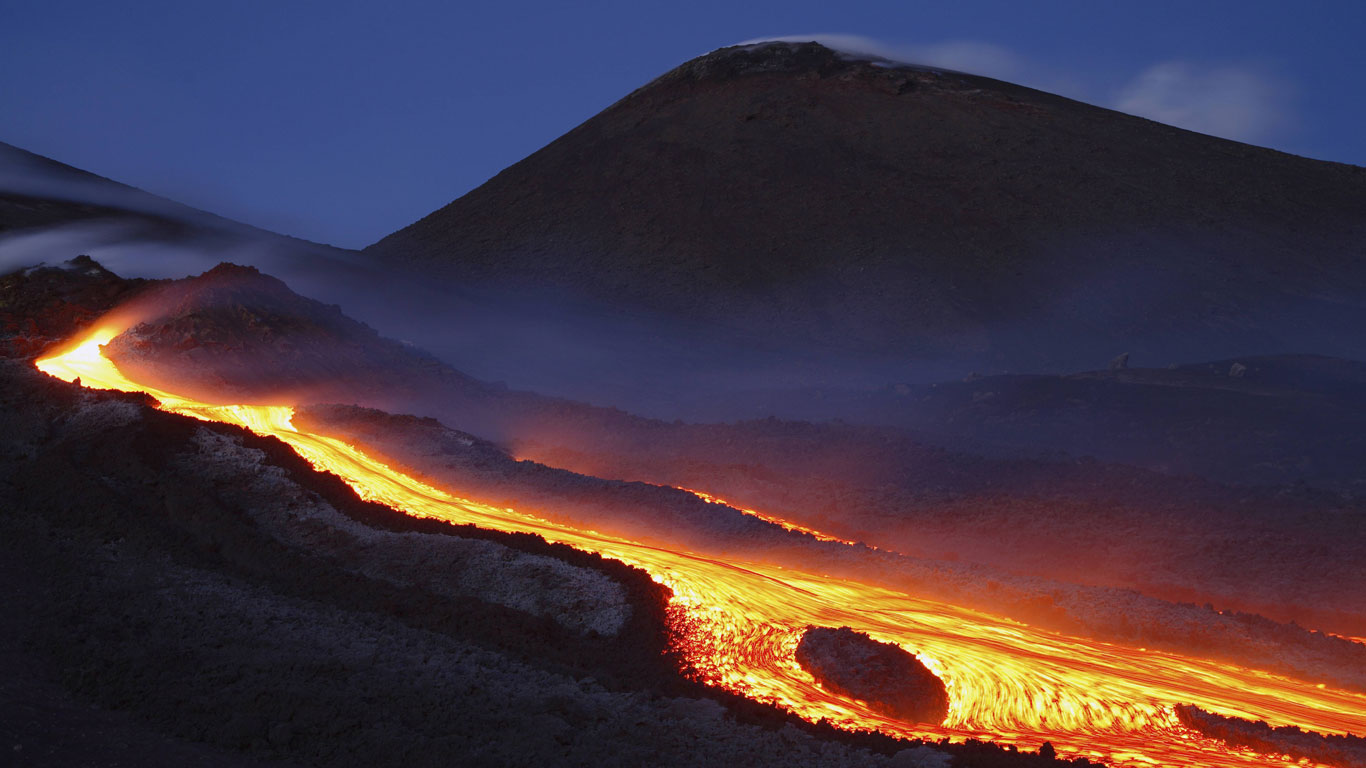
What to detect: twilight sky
<box><xmin>1</xmin><ymin>0</ymin><xmax>1362</xmax><ymax>248</ymax></box>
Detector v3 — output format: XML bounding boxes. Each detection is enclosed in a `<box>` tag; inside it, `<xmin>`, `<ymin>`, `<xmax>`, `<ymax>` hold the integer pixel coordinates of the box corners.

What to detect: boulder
<box><xmin>794</xmin><ymin>626</ymin><xmax>948</xmax><ymax>724</ymax></box>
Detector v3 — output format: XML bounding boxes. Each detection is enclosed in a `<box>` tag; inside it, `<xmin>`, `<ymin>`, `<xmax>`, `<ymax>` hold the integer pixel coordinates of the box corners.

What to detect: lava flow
<box><xmin>37</xmin><ymin>327</ymin><xmax>1366</xmax><ymax>768</ymax></box>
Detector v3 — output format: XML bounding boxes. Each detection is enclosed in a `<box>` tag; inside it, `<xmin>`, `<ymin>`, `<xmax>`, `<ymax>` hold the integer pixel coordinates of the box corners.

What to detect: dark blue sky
<box><xmin>2</xmin><ymin>0</ymin><xmax>1363</xmax><ymax>248</ymax></box>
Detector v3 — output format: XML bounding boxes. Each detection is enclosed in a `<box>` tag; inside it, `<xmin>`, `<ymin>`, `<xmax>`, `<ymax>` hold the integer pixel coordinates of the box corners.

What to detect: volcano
<box><xmin>5</xmin><ymin>37</ymin><xmax>1366</xmax><ymax>768</ymax></box>
<box><xmin>368</xmin><ymin>41</ymin><xmax>1366</xmax><ymax>389</ymax></box>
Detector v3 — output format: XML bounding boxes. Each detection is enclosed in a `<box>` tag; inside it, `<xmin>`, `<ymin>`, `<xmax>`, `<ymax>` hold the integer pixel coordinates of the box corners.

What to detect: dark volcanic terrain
<box><xmin>795</xmin><ymin>627</ymin><xmax>950</xmax><ymax>725</ymax></box>
<box><xmin>0</xmin><ymin>257</ymin><xmax>1356</xmax><ymax>766</ymax></box>
<box><xmin>4</xmin><ymin>37</ymin><xmax>1366</xmax><ymax>768</ymax></box>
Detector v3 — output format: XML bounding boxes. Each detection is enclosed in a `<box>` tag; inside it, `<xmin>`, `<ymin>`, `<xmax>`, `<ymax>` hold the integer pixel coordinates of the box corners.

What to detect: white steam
<box><xmin>0</xmin><ymin>141</ymin><xmax>214</xmax><ymax>224</ymax></box>
<box><xmin>736</xmin><ymin>34</ymin><xmax>1028</xmax><ymax>82</ymax></box>
<box><xmin>1114</xmin><ymin>61</ymin><xmax>1291</xmax><ymax>144</ymax></box>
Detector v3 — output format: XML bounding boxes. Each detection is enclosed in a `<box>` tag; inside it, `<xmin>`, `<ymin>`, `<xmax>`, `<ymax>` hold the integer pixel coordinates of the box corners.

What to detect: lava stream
<box><xmin>37</xmin><ymin>327</ymin><xmax>1366</xmax><ymax>768</ymax></box>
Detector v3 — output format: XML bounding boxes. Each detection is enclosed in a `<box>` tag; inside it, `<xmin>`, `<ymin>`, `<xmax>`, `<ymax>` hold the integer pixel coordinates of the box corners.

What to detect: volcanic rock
<box><xmin>0</xmin><ymin>255</ymin><xmax>151</xmax><ymax>358</ymax></box>
<box><xmin>795</xmin><ymin>626</ymin><xmax>948</xmax><ymax>724</ymax></box>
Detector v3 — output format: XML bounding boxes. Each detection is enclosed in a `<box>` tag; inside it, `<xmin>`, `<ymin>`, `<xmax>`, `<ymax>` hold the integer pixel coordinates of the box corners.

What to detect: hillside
<box><xmin>5</xmin><ymin>33</ymin><xmax>1365</xmax><ymax>768</ymax></box>
<box><xmin>367</xmin><ymin>41</ymin><xmax>1366</xmax><ymax>400</ymax></box>
<box><xmin>0</xmin><ymin>140</ymin><xmax>208</xmax><ymax>235</ymax></box>
<box><xmin>0</xmin><ymin>140</ymin><xmax>393</xmax><ymax>338</ymax></box>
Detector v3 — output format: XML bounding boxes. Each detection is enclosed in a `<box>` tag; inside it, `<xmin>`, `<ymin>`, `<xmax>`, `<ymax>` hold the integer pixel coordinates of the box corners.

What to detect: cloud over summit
<box><xmin>736</xmin><ymin>34</ymin><xmax>1029</xmax><ymax>82</ymax></box>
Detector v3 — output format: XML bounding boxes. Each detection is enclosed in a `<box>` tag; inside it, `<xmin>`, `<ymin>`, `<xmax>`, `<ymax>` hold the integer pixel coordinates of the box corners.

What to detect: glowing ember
<box><xmin>37</xmin><ymin>326</ymin><xmax>1366</xmax><ymax>768</ymax></box>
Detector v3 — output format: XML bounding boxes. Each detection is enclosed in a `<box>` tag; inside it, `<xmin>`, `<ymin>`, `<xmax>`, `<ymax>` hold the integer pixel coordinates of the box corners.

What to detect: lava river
<box><xmin>37</xmin><ymin>327</ymin><xmax>1366</xmax><ymax>768</ymax></box>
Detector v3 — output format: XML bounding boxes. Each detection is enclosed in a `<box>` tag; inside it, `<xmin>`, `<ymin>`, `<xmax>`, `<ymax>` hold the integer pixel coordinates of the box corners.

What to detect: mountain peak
<box><xmin>202</xmin><ymin>262</ymin><xmax>264</xmax><ymax>280</ymax></box>
<box><xmin>672</xmin><ymin>41</ymin><xmax>883</xmax><ymax>80</ymax></box>
<box><xmin>650</xmin><ymin>40</ymin><xmax>961</xmax><ymax>96</ymax></box>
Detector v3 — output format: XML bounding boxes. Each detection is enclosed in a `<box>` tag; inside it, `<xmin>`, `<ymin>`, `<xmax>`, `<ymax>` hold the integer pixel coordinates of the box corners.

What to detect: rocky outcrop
<box><xmin>0</xmin><ymin>255</ymin><xmax>150</xmax><ymax>358</ymax></box>
<box><xmin>796</xmin><ymin>626</ymin><xmax>949</xmax><ymax>724</ymax></box>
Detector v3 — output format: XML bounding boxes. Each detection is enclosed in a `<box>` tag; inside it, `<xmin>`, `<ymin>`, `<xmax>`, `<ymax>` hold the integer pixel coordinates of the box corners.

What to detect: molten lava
<box><xmin>687</xmin><ymin>488</ymin><xmax>861</xmax><ymax>545</ymax></box>
<box><xmin>37</xmin><ymin>327</ymin><xmax>1366</xmax><ymax>768</ymax></box>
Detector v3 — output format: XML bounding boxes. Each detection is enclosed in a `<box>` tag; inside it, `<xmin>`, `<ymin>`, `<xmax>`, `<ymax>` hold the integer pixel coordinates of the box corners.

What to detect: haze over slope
<box><xmin>0</xmin><ymin>139</ymin><xmax>325</xmax><ymax>253</ymax></box>
<box><xmin>369</xmin><ymin>41</ymin><xmax>1366</xmax><ymax>408</ymax></box>
<box><xmin>0</xmin><ymin>140</ymin><xmax>214</xmax><ymax>230</ymax></box>
<box><xmin>0</xmin><ymin>140</ymin><xmax>433</xmax><ymax>363</ymax></box>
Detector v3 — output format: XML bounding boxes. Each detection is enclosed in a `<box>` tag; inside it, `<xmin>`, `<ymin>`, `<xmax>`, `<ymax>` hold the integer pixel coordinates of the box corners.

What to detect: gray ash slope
<box><xmin>367</xmin><ymin>41</ymin><xmax>1366</xmax><ymax>401</ymax></box>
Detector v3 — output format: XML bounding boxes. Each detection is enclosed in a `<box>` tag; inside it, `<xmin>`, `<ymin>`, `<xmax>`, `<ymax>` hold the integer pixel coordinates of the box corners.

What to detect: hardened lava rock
<box><xmin>795</xmin><ymin>626</ymin><xmax>949</xmax><ymax>724</ymax></box>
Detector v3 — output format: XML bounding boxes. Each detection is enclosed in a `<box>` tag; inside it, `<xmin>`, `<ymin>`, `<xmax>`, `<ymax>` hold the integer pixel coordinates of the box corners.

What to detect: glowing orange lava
<box><xmin>686</xmin><ymin>488</ymin><xmax>862</xmax><ymax>545</ymax></box>
<box><xmin>37</xmin><ymin>327</ymin><xmax>1366</xmax><ymax>768</ymax></box>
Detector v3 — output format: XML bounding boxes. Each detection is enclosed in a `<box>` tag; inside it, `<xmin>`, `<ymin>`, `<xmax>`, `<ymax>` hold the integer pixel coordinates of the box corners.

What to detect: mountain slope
<box><xmin>367</xmin><ymin>41</ymin><xmax>1366</xmax><ymax>381</ymax></box>
<box><xmin>0</xmin><ymin>139</ymin><xmax>254</xmax><ymax>236</ymax></box>
<box><xmin>0</xmin><ymin>140</ymin><xmax>413</xmax><ymax>355</ymax></box>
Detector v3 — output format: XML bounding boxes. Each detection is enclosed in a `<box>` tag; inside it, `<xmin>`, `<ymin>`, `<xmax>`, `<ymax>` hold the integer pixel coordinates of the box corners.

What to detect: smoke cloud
<box><xmin>0</xmin><ymin>141</ymin><xmax>209</xmax><ymax>223</ymax></box>
<box><xmin>737</xmin><ymin>34</ymin><xmax>1024</xmax><ymax>79</ymax></box>
<box><xmin>735</xmin><ymin>34</ymin><xmax>1081</xmax><ymax>97</ymax></box>
<box><xmin>1114</xmin><ymin>61</ymin><xmax>1292</xmax><ymax>144</ymax></box>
